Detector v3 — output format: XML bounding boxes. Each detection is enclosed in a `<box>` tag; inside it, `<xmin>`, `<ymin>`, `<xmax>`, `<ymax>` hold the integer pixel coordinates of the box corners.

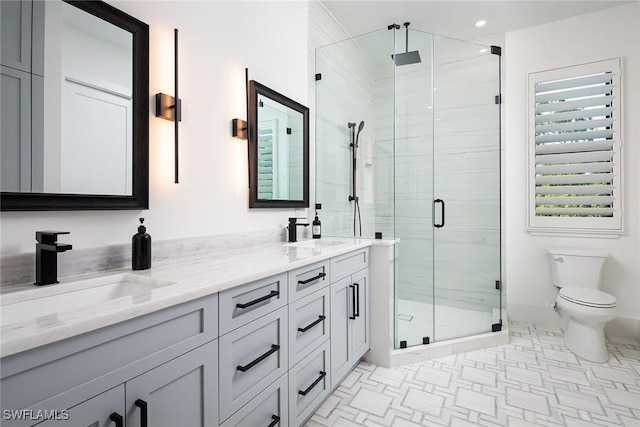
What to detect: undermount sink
<box><xmin>285</xmin><ymin>239</ymin><xmax>346</xmax><ymax>248</ymax></box>
<box><xmin>1</xmin><ymin>273</ymin><xmax>175</xmax><ymax>325</ymax></box>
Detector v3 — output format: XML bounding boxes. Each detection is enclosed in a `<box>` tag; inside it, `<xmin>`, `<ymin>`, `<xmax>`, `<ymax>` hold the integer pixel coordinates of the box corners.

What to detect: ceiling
<box><xmin>320</xmin><ymin>0</ymin><xmax>635</xmax><ymax>42</ymax></box>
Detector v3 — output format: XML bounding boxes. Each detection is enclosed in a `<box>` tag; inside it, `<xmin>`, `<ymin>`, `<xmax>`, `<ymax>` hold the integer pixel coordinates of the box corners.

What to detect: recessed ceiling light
<box><xmin>475</xmin><ymin>20</ymin><xmax>486</xmax><ymax>28</ymax></box>
<box><xmin>479</xmin><ymin>48</ymin><xmax>488</xmax><ymax>54</ymax></box>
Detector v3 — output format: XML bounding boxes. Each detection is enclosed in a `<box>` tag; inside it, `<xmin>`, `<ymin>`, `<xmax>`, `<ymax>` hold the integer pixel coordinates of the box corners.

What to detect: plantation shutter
<box><xmin>528</xmin><ymin>58</ymin><xmax>622</xmax><ymax>233</ymax></box>
<box><xmin>257</xmin><ymin>126</ymin><xmax>274</xmax><ymax>199</ymax></box>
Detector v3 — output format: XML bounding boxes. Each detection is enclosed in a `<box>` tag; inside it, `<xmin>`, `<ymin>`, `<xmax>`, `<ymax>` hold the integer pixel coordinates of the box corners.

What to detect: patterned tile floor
<box><xmin>307</xmin><ymin>322</ymin><xmax>640</xmax><ymax>426</ymax></box>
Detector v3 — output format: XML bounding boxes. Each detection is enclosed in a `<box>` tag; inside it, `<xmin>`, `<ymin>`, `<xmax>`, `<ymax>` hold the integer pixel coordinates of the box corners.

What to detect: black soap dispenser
<box><xmin>312</xmin><ymin>203</ymin><xmax>322</xmax><ymax>239</ymax></box>
<box><xmin>132</xmin><ymin>218</ymin><xmax>151</xmax><ymax>270</ymax></box>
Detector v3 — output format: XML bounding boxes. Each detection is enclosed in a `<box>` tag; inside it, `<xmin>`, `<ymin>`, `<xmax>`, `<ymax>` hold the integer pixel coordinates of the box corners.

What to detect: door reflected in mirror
<box><xmin>249</xmin><ymin>81</ymin><xmax>308</xmax><ymax>208</ymax></box>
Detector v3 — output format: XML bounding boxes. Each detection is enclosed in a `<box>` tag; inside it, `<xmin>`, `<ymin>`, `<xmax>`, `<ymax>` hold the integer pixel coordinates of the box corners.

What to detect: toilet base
<box><xmin>564</xmin><ymin>318</ymin><xmax>609</xmax><ymax>363</ymax></box>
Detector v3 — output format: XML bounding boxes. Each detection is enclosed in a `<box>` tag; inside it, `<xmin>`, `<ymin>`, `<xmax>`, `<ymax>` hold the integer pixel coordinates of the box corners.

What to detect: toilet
<box><xmin>547</xmin><ymin>248</ymin><xmax>618</xmax><ymax>363</ymax></box>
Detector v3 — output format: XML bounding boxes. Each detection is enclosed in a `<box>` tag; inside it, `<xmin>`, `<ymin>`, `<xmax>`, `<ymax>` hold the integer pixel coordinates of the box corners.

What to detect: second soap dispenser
<box><xmin>132</xmin><ymin>218</ymin><xmax>151</xmax><ymax>270</ymax></box>
<box><xmin>312</xmin><ymin>203</ymin><xmax>322</xmax><ymax>239</ymax></box>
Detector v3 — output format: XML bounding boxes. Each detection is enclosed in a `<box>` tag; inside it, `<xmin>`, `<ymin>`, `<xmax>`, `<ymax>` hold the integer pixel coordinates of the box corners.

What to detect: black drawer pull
<box><xmin>236</xmin><ymin>290</ymin><xmax>279</xmax><ymax>309</ymax></box>
<box><xmin>237</xmin><ymin>344</ymin><xmax>280</xmax><ymax>372</ymax></box>
<box><xmin>298</xmin><ymin>272</ymin><xmax>326</xmax><ymax>285</ymax></box>
<box><xmin>349</xmin><ymin>285</ymin><xmax>356</xmax><ymax>319</ymax></box>
<box><xmin>267</xmin><ymin>414</ymin><xmax>280</xmax><ymax>427</ymax></box>
<box><xmin>298</xmin><ymin>315</ymin><xmax>326</xmax><ymax>333</ymax></box>
<box><xmin>354</xmin><ymin>282</ymin><xmax>360</xmax><ymax>318</ymax></box>
<box><xmin>298</xmin><ymin>371</ymin><xmax>327</xmax><ymax>396</ymax></box>
<box><xmin>109</xmin><ymin>412</ymin><xmax>123</xmax><ymax>427</ymax></box>
<box><xmin>134</xmin><ymin>399</ymin><xmax>148</xmax><ymax>427</ymax></box>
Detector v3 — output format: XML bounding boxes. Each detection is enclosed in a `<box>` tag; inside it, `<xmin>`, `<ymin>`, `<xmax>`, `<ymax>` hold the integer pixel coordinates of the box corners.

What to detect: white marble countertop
<box><xmin>0</xmin><ymin>237</ymin><xmax>393</xmax><ymax>357</ymax></box>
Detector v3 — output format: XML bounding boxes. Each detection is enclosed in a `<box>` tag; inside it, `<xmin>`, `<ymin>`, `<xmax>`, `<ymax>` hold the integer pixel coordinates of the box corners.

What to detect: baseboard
<box><xmin>606</xmin><ymin>316</ymin><xmax>640</xmax><ymax>342</ymax></box>
<box><xmin>508</xmin><ymin>303</ymin><xmax>640</xmax><ymax>342</ymax></box>
<box><xmin>507</xmin><ymin>303</ymin><xmax>564</xmax><ymax>330</ymax></box>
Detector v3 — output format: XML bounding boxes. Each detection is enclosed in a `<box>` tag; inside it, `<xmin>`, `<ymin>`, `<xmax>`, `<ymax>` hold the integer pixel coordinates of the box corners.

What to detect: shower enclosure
<box><xmin>315</xmin><ymin>25</ymin><xmax>501</xmax><ymax>349</ymax></box>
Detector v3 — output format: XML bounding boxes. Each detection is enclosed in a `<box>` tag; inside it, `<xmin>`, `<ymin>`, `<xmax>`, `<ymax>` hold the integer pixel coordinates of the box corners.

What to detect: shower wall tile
<box><xmin>316</xmin><ymin>31</ymin><xmax>377</xmax><ymax>238</ymax></box>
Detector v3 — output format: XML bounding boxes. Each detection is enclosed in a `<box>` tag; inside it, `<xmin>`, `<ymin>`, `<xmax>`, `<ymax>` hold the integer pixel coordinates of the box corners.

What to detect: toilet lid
<box><xmin>559</xmin><ymin>287</ymin><xmax>617</xmax><ymax>308</ymax></box>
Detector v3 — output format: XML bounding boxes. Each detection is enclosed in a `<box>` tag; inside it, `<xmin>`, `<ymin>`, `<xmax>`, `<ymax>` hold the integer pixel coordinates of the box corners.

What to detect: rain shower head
<box><xmin>392</xmin><ymin>22</ymin><xmax>422</xmax><ymax>66</ymax></box>
<box><xmin>393</xmin><ymin>50</ymin><xmax>422</xmax><ymax>66</ymax></box>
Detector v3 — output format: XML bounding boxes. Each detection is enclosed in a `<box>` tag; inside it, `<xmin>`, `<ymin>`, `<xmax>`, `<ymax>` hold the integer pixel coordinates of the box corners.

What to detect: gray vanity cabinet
<box><xmin>36</xmin><ymin>341</ymin><xmax>218</xmax><ymax>427</ymax></box>
<box><xmin>0</xmin><ymin>294</ymin><xmax>218</xmax><ymax>427</ymax></box>
<box><xmin>288</xmin><ymin>340</ymin><xmax>331</xmax><ymax>426</ymax></box>
<box><xmin>329</xmin><ymin>249</ymin><xmax>370</xmax><ymax>389</ymax></box>
<box><xmin>126</xmin><ymin>340</ymin><xmax>218</xmax><ymax>427</ymax></box>
<box><xmin>218</xmin><ymin>306</ymin><xmax>288</xmax><ymax>422</ymax></box>
<box><xmin>36</xmin><ymin>385</ymin><xmax>124</xmax><ymax>427</ymax></box>
<box><xmin>287</xmin><ymin>260</ymin><xmax>330</xmax><ymax>301</ymax></box>
<box><xmin>288</xmin><ymin>285</ymin><xmax>330</xmax><ymax>367</ymax></box>
<box><xmin>220</xmin><ymin>374</ymin><xmax>288</xmax><ymax>427</ymax></box>
<box><xmin>350</xmin><ymin>268</ymin><xmax>370</xmax><ymax>362</ymax></box>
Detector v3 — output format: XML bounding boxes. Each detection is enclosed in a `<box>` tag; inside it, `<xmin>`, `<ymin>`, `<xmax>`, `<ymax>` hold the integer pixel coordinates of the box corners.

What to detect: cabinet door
<box><xmin>329</xmin><ymin>276</ymin><xmax>352</xmax><ymax>388</ymax></box>
<box><xmin>0</xmin><ymin>0</ymin><xmax>32</xmax><ymax>72</ymax></box>
<box><xmin>125</xmin><ymin>340</ymin><xmax>218</xmax><ymax>427</ymax></box>
<box><xmin>351</xmin><ymin>269</ymin><xmax>370</xmax><ymax>361</ymax></box>
<box><xmin>1</xmin><ymin>65</ymin><xmax>31</xmax><ymax>192</ymax></box>
<box><xmin>36</xmin><ymin>385</ymin><xmax>124</xmax><ymax>427</ymax></box>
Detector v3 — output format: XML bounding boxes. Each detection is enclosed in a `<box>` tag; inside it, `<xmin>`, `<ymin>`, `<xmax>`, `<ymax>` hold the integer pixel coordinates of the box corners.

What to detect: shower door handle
<box><xmin>434</xmin><ymin>199</ymin><xmax>445</xmax><ymax>228</ymax></box>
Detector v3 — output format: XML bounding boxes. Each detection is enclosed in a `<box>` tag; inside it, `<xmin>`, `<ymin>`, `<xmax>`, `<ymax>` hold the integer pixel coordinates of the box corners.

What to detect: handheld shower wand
<box><xmin>349</xmin><ymin>121</ymin><xmax>365</xmax><ymax>202</ymax></box>
<box><xmin>348</xmin><ymin>121</ymin><xmax>365</xmax><ymax>236</ymax></box>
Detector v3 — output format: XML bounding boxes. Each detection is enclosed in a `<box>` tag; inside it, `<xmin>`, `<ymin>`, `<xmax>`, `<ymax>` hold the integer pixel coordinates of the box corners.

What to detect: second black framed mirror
<box><xmin>248</xmin><ymin>80</ymin><xmax>309</xmax><ymax>208</ymax></box>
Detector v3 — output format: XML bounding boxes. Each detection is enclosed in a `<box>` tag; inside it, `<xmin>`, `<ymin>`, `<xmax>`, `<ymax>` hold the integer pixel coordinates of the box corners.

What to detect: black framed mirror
<box><xmin>0</xmin><ymin>0</ymin><xmax>149</xmax><ymax>211</ymax></box>
<box><xmin>248</xmin><ymin>80</ymin><xmax>309</xmax><ymax>208</ymax></box>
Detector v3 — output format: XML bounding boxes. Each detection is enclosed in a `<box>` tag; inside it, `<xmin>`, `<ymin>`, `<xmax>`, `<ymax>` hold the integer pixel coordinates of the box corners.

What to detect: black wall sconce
<box><xmin>155</xmin><ymin>28</ymin><xmax>182</xmax><ymax>183</ymax></box>
<box><xmin>231</xmin><ymin>68</ymin><xmax>249</xmax><ymax>140</ymax></box>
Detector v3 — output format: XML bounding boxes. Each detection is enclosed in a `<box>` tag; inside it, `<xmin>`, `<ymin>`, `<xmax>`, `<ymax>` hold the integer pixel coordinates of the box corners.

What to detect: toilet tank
<box><xmin>547</xmin><ymin>248</ymin><xmax>608</xmax><ymax>289</ymax></box>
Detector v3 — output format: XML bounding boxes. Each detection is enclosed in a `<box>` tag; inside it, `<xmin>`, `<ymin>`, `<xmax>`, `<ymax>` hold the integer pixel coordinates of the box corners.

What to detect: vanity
<box><xmin>0</xmin><ymin>239</ymin><xmax>376</xmax><ymax>427</ymax></box>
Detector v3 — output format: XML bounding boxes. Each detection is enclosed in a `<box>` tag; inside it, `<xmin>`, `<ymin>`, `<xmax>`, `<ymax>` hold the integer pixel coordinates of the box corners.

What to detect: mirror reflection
<box><xmin>1</xmin><ymin>0</ymin><xmax>148</xmax><ymax>211</ymax></box>
<box><xmin>249</xmin><ymin>81</ymin><xmax>309</xmax><ymax>208</ymax></box>
<box><xmin>256</xmin><ymin>93</ymin><xmax>304</xmax><ymax>201</ymax></box>
<box><xmin>1</xmin><ymin>0</ymin><xmax>132</xmax><ymax>195</ymax></box>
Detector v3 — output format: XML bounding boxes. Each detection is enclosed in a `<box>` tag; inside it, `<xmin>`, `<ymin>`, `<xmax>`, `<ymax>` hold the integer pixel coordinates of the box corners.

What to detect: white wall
<box><xmin>504</xmin><ymin>3</ymin><xmax>640</xmax><ymax>340</ymax></box>
<box><xmin>0</xmin><ymin>1</ymin><xmax>309</xmax><ymax>255</ymax></box>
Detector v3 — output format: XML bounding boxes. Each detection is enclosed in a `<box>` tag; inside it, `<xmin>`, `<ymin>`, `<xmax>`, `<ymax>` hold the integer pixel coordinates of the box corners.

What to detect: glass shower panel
<box><xmin>315</xmin><ymin>30</ymin><xmax>393</xmax><ymax>238</ymax></box>
<box><xmin>392</xmin><ymin>29</ymin><xmax>435</xmax><ymax>348</ymax></box>
<box><xmin>432</xmin><ymin>36</ymin><xmax>501</xmax><ymax>341</ymax></box>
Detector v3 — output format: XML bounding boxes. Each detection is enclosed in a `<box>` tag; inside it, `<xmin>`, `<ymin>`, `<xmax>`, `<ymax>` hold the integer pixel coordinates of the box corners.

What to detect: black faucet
<box><xmin>35</xmin><ymin>231</ymin><xmax>72</xmax><ymax>286</ymax></box>
<box><xmin>288</xmin><ymin>218</ymin><xmax>309</xmax><ymax>243</ymax></box>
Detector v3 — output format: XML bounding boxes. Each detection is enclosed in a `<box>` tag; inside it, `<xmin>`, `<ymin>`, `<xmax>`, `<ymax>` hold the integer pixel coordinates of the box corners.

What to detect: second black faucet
<box><xmin>287</xmin><ymin>218</ymin><xmax>309</xmax><ymax>243</ymax></box>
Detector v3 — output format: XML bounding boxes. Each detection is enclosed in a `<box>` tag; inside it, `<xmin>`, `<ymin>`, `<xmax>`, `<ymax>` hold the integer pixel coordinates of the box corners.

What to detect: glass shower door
<box><xmin>432</xmin><ymin>36</ymin><xmax>501</xmax><ymax>341</ymax></box>
<box><xmin>393</xmin><ymin>29</ymin><xmax>435</xmax><ymax>348</ymax></box>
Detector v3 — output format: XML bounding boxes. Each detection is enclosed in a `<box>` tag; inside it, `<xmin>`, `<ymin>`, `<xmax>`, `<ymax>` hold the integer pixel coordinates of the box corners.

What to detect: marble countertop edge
<box><xmin>1</xmin><ymin>237</ymin><xmax>390</xmax><ymax>357</ymax></box>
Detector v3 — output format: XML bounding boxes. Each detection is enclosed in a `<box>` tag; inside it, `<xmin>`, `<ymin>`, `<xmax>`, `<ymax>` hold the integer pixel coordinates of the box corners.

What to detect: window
<box><xmin>527</xmin><ymin>58</ymin><xmax>623</xmax><ymax>234</ymax></box>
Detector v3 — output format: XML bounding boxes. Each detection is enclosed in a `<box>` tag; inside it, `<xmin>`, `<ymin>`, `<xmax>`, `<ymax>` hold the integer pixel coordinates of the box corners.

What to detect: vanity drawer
<box><xmin>288</xmin><ymin>260</ymin><xmax>330</xmax><ymax>302</ymax></box>
<box><xmin>219</xmin><ymin>272</ymin><xmax>287</xmax><ymax>335</ymax></box>
<box><xmin>288</xmin><ymin>340</ymin><xmax>331</xmax><ymax>427</ymax></box>
<box><xmin>221</xmin><ymin>374</ymin><xmax>289</xmax><ymax>427</ymax></box>
<box><xmin>218</xmin><ymin>306</ymin><xmax>288</xmax><ymax>422</ymax></box>
<box><xmin>330</xmin><ymin>248</ymin><xmax>369</xmax><ymax>283</ymax></box>
<box><xmin>1</xmin><ymin>293</ymin><xmax>218</xmax><ymax>414</ymax></box>
<box><xmin>288</xmin><ymin>287</ymin><xmax>330</xmax><ymax>367</ymax></box>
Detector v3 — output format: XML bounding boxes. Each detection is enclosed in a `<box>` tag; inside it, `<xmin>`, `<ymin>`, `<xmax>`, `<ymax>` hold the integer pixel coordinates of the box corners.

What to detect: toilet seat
<box><xmin>559</xmin><ymin>287</ymin><xmax>617</xmax><ymax>308</ymax></box>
